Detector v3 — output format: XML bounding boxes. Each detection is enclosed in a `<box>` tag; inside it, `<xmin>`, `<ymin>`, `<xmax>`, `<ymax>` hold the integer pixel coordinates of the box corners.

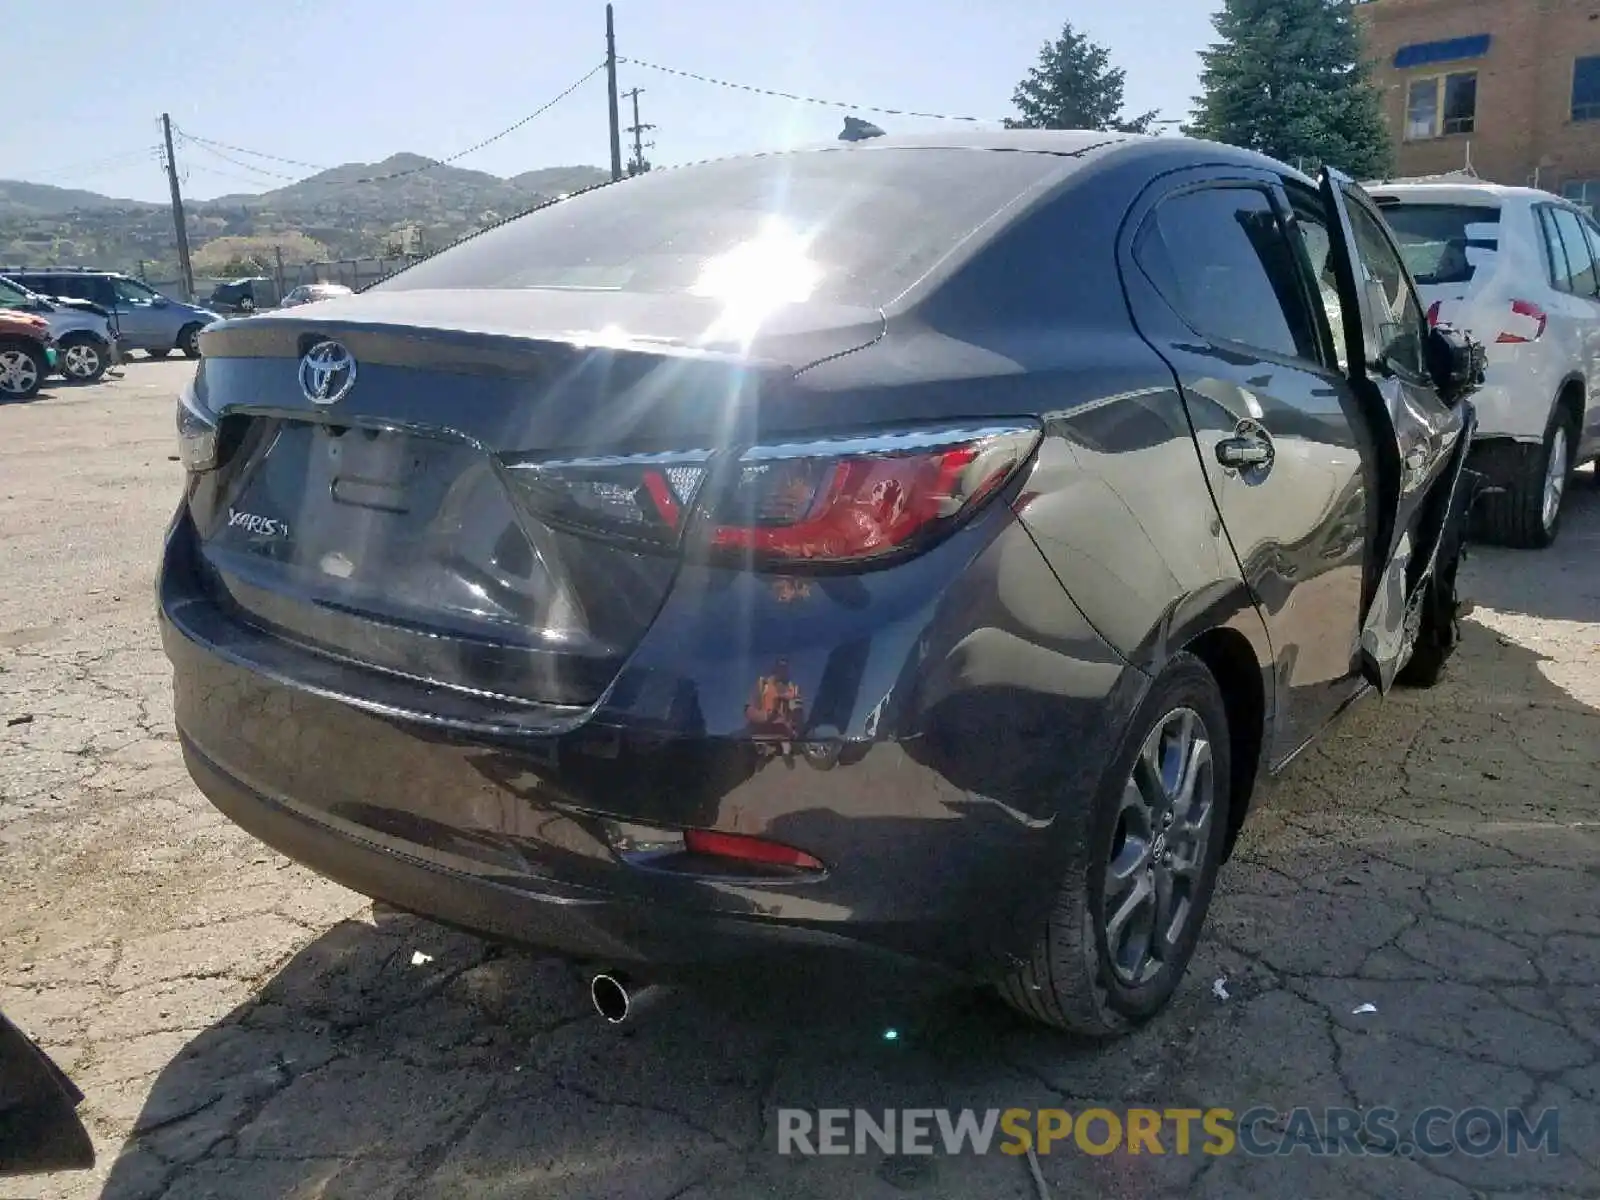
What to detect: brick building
<box><xmin>1355</xmin><ymin>0</ymin><xmax>1600</xmax><ymax>202</ymax></box>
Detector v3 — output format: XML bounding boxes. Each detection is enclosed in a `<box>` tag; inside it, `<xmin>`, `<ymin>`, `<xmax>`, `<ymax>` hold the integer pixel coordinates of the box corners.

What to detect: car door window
<box><xmin>112</xmin><ymin>278</ymin><xmax>157</xmax><ymax>307</ymax></box>
<box><xmin>1138</xmin><ymin>185</ymin><xmax>1322</xmax><ymax>362</ymax></box>
<box><xmin>1283</xmin><ymin>188</ymin><xmax>1348</xmax><ymax>370</ymax></box>
<box><xmin>41</xmin><ymin>276</ymin><xmax>84</xmax><ymax>301</ymax></box>
<box><xmin>1339</xmin><ymin>196</ymin><xmax>1429</xmax><ymax>378</ymax></box>
<box><xmin>1581</xmin><ymin>213</ymin><xmax>1600</xmax><ymax>273</ymax></box>
<box><xmin>0</xmin><ymin>279</ymin><xmax>37</xmax><ymax>310</ymax></box>
<box><xmin>1548</xmin><ymin>207</ymin><xmax>1599</xmax><ymax>297</ymax></box>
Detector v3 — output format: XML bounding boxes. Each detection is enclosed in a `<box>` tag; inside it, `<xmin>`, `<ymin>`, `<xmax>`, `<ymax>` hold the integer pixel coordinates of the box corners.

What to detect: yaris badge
<box><xmin>299</xmin><ymin>341</ymin><xmax>356</xmax><ymax>405</ymax></box>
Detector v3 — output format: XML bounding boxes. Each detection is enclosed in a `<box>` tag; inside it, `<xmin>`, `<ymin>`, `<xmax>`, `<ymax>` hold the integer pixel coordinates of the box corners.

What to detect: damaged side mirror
<box><xmin>1424</xmin><ymin>324</ymin><xmax>1487</xmax><ymax>406</ymax></box>
<box><xmin>0</xmin><ymin>1010</ymin><xmax>94</xmax><ymax>1178</ymax></box>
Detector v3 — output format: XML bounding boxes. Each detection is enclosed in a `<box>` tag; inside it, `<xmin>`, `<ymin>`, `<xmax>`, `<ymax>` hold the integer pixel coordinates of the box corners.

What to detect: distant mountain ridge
<box><xmin>0</xmin><ymin>155</ymin><xmax>613</xmax><ymax>274</ymax></box>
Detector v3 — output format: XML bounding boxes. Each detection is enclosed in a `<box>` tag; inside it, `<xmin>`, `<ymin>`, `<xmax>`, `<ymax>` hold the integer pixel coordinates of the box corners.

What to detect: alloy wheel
<box><xmin>1102</xmin><ymin>706</ymin><xmax>1216</xmax><ymax>986</ymax></box>
<box><xmin>1542</xmin><ymin>425</ymin><xmax>1569</xmax><ymax>533</ymax></box>
<box><xmin>0</xmin><ymin>349</ymin><xmax>40</xmax><ymax>395</ymax></box>
<box><xmin>62</xmin><ymin>343</ymin><xmax>102</xmax><ymax>380</ymax></box>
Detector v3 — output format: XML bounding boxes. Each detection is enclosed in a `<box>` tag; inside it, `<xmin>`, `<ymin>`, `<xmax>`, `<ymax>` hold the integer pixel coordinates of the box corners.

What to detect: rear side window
<box><xmin>1544</xmin><ymin>206</ymin><xmax>1599</xmax><ymax>296</ymax></box>
<box><xmin>1377</xmin><ymin>202</ymin><xmax>1499</xmax><ymax>286</ymax></box>
<box><xmin>1137</xmin><ymin>185</ymin><xmax>1321</xmax><ymax>362</ymax></box>
<box><xmin>375</xmin><ymin>149</ymin><xmax>1066</xmax><ymax>310</ymax></box>
<box><xmin>43</xmin><ymin>276</ymin><xmax>88</xmax><ymax>301</ymax></box>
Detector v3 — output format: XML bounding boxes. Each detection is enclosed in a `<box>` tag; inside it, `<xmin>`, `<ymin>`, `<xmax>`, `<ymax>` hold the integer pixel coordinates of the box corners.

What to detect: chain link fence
<box><xmin>143</xmin><ymin>255</ymin><xmax>422</xmax><ymax>307</ymax></box>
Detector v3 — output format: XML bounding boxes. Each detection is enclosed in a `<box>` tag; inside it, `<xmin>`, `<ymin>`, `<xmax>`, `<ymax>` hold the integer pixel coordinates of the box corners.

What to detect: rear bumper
<box><xmin>180</xmin><ymin>734</ymin><xmax>941</xmax><ymax>978</ymax></box>
<box><xmin>1466</xmin><ymin>375</ymin><xmax>1540</xmax><ymax>444</ymax></box>
<box><xmin>158</xmin><ymin>505</ymin><xmax>1144</xmax><ymax>979</ymax></box>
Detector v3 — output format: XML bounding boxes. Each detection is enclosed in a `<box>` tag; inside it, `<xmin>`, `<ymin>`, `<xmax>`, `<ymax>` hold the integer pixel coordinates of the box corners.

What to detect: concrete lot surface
<box><xmin>2</xmin><ymin>361</ymin><xmax>1597</xmax><ymax>1198</ymax></box>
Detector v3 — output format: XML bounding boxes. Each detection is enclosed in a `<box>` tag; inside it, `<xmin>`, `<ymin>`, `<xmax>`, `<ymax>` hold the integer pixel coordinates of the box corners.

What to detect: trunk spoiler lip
<box><xmin>199</xmin><ymin>294</ymin><xmax>888</xmax><ymax>378</ymax></box>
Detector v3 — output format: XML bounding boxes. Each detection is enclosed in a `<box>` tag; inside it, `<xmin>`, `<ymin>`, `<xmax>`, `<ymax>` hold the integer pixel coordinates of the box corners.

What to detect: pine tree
<box><xmin>1189</xmin><ymin>0</ymin><xmax>1393</xmax><ymax>178</ymax></box>
<box><xmin>1005</xmin><ymin>21</ymin><xmax>1158</xmax><ymax>133</ymax></box>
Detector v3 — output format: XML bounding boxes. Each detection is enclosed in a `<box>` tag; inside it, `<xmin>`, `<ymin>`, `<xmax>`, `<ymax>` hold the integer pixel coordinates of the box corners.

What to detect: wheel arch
<box><xmin>1555</xmin><ymin>374</ymin><xmax>1585</xmax><ymax>433</ymax></box>
<box><xmin>1181</xmin><ymin>624</ymin><xmax>1266</xmax><ymax>862</ymax></box>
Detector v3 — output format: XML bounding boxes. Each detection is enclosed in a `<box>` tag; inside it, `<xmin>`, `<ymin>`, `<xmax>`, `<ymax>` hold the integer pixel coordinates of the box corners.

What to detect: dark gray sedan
<box><xmin>158</xmin><ymin>132</ymin><xmax>1480</xmax><ymax>1034</ymax></box>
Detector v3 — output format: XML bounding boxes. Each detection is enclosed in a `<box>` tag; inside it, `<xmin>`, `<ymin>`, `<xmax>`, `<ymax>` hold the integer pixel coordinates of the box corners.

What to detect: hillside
<box><xmin>0</xmin><ymin>157</ymin><xmax>613</xmax><ymax>274</ymax></box>
<box><xmin>0</xmin><ymin>180</ymin><xmax>152</xmax><ymax>215</ymax></box>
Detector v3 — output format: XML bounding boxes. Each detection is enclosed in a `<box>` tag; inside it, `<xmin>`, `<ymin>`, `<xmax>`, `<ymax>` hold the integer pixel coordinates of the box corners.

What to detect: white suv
<box><xmin>1367</xmin><ymin>182</ymin><xmax>1600</xmax><ymax>548</ymax></box>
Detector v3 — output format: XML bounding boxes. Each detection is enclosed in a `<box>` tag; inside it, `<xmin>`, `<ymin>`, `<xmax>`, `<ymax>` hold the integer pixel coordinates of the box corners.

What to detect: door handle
<box><xmin>1216</xmin><ymin>435</ymin><xmax>1274</xmax><ymax>470</ymax></box>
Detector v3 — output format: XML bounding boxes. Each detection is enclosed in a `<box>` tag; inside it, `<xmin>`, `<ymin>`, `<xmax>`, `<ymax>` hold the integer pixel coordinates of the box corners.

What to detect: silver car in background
<box><xmin>0</xmin><ymin>277</ymin><xmax>116</xmax><ymax>383</ymax></box>
<box><xmin>280</xmin><ymin>283</ymin><xmax>354</xmax><ymax>308</ymax></box>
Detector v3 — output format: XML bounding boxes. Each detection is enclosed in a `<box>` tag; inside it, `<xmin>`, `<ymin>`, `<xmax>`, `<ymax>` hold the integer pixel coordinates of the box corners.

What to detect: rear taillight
<box><xmin>694</xmin><ymin>425</ymin><xmax>1037</xmax><ymax>565</ymax></box>
<box><xmin>176</xmin><ymin>378</ymin><xmax>219</xmax><ymax>472</ymax></box>
<box><xmin>1497</xmin><ymin>299</ymin><xmax>1548</xmax><ymax>344</ymax></box>
<box><xmin>1426</xmin><ymin>301</ymin><xmax>1442</xmax><ymax>327</ymax></box>
<box><xmin>500</xmin><ymin>451</ymin><xmax>710</xmax><ymax>549</ymax></box>
<box><xmin>682</xmin><ymin>829</ymin><xmax>824</xmax><ymax>871</ymax></box>
<box><xmin>503</xmin><ymin>423</ymin><xmax>1039</xmax><ymax>567</ymax></box>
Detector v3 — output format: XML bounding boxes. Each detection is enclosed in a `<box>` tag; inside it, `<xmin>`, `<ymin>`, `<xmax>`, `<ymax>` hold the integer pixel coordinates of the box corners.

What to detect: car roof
<box><xmin>1365</xmin><ymin>180</ymin><xmax>1569</xmax><ymax>208</ymax></box>
<box><xmin>782</xmin><ymin>129</ymin><xmax>1314</xmax><ymax>181</ymax></box>
<box><xmin>3</xmin><ymin>267</ymin><xmax>127</xmax><ymax>277</ymax></box>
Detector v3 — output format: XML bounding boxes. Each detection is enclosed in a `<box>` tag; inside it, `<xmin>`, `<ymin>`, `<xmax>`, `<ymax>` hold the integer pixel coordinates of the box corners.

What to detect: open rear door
<box><xmin>1317</xmin><ymin>168</ymin><xmax>1473</xmax><ymax>692</ymax></box>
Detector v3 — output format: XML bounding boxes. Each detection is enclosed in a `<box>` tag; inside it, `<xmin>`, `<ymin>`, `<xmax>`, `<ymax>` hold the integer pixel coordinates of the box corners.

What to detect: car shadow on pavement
<box><xmin>1464</xmin><ymin>467</ymin><xmax>1600</xmax><ymax>623</ymax></box>
<box><xmin>0</xmin><ymin>387</ymin><xmax>63</xmax><ymax>407</ymax></box>
<box><xmin>96</xmin><ymin>600</ymin><xmax>1600</xmax><ymax>1198</ymax></box>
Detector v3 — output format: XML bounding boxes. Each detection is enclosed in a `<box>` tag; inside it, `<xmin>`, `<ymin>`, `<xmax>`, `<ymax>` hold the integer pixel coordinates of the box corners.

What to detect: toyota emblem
<box><xmin>299</xmin><ymin>341</ymin><xmax>356</xmax><ymax>405</ymax></box>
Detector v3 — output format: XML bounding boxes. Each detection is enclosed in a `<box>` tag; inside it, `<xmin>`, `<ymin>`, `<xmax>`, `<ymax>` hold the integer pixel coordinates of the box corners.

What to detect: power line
<box><xmin>184</xmin><ymin>162</ymin><xmax>293</xmax><ymax>189</ymax></box>
<box><xmin>24</xmin><ymin>146</ymin><xmax>164</xmax><ymax>183</ymax></box>
<box><xmin>619</xmin><ymin>58</ymin><xmax>999</xmax><ymax>123</ymax></box>
<box><xmin>177</xmin><ymin>62</ymin><xmax>606</xmax><ymax>187</ymax></box>
<box><xmin>172</xmin><ymin>134</ymin><xmax>327</xmax><ymax>172</ymax></box>
<box><xmin>176</xmin><ymin>135</ymin><xmax>300</xmax><ymax>182</ymax></box>
<box><xmin>407</xmin><ymin>62</ymin><xmax>606</xmax><ymax>173</ymax></box>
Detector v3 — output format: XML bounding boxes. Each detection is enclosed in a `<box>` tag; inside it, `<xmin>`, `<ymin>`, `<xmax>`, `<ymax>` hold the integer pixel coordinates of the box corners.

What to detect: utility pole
<box><xmin>623</xmin><ymin>88</ymin><xmax>654</xmax><ymax>176</ymax></box>
<box><xmin>605</xmin><ymin>5</ymin><xmax>623</xmax><ymax>182</ymax></box>
<box><xmin>160</xmin><ymin>113</ymin><xmax>195</xmax><ymax>302</ymax></box>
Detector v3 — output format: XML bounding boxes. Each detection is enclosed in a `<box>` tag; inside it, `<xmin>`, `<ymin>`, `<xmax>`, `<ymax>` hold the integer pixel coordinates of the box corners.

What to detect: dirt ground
<box><xmin>2</xmin><ymin>359</ymin><xmax>1598</xmax><ymax>1200</ymax></box>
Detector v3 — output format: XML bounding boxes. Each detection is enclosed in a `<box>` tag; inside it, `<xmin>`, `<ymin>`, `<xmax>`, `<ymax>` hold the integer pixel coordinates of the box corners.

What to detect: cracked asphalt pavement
<box><xmin>2</xmin><ymin>360</ymin><xmax>1598</xmax><ymax>1199</ymax></box>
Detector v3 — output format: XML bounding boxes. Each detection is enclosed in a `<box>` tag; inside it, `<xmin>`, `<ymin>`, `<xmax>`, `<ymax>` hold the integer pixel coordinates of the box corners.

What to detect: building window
<box><xmin>1393</xmin><ymin>35</ymin><xmax>1492</xmax><ymax>71</ymax></box>
<box><xmin>1561</xmin><ymin>180</ymin><xmax>1600</xmax><ymax>213</ymax></box>
<box><xmin>1573</xmin><ymin>57</ymin><xmax>1600</xmax><ymax>121</ymax></box>
<box><xmin>1406</xmin><ymin>72</ymin><xmax>1477</xmax><ymax>140</ymax></box>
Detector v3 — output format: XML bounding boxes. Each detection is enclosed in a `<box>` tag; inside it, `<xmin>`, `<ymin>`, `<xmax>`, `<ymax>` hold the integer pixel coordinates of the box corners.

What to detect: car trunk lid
<box><xmin>186</xmin><ymin>290</ymin><xmax>884</xmax><ymax>709</ymax></box>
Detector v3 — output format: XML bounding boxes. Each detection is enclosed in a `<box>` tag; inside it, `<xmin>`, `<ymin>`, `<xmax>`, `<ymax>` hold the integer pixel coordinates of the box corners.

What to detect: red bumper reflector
<box><xmin>682</xmin><ymin>829</ymin><xmax>824</xmax><ymax>870</ymax></box>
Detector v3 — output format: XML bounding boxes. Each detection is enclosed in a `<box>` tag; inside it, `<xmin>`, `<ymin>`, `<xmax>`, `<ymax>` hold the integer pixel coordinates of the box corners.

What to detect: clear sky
<box><xmin>13</xmin><ymin>0</ymin><xmax>1220</xmax><ymax>203</ymax></box>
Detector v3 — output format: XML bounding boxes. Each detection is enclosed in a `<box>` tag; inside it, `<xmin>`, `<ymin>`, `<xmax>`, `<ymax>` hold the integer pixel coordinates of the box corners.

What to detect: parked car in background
<box><xmin>0</xmin><ymin>310</ymin><xmax>55</xmax><ymax>400</ymax></box>
<box><xmin>1368</xmin><ymin>182</ymin><xmax>1600</xmax><ymax>547</ymax></box>
<box><xmin>0</xmin><ymin>276</ymin><xmax>115</xmax><ymax>383</ymax></box>
<box><xmin>208</xmin><ymin>276</ymin><xmax>277</xmax><ymax>314</ymax></box>
<box><xmin>0</xmin><ymin>269</ymin><xmax>219</xmax><ymax>360</ymax></box>
<box><xmin>161</xmin><ymin>133</ymin><xmax>1483</xmax><ymax>1035</ymax></box>
<box><xmin>280</xmin><ymin>282</ymin><xmax>353</xmax><ymax>308</ymax></box>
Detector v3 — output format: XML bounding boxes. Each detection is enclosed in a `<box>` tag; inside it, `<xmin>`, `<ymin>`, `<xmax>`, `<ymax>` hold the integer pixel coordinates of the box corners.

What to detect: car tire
<box><xmin>998</xmin><ymin>651</ymin><xmax>1231</xmax><ymax>1035</ymax></box>
<box><xmin>56</xmin><ymin>334</ymin><xmax>108</xmax><ymax>384</ymax></box>
<box><xmin>1476</xmin><ymin>408</ymin><xmax>1575</xmax><ymax>549</ymax></box>
<box><xmin>0</xmin><ymin>340</ymin><xmax>47</xmax><ymax>400</ymax></box>
<box><xmin>177</xmin><ymin>324</ymin><xmax>204</xmax><ymax>359</ymax></box>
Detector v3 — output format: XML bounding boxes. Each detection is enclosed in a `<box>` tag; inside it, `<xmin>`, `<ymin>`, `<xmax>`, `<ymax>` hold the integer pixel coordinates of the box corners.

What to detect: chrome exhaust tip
<box><xmin>590</xmin><ymin>973</ymin><xmax>671</xmax><ymax>1024</ymax></box>
<box><xmin>590</xmin><ymin>973</ymin><xmax>631</xmax><ymax>1023</ymax></box>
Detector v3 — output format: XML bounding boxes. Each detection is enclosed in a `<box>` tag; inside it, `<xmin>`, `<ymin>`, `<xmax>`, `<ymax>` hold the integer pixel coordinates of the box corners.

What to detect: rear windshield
<box><xmin>373</xmin><ymin>148</ymin><xmax>1066</xmax><ymax>309</ymax></box>
<box><xmin>1376</xmin><ymin>201</ymin><xmax>1500</xmax><ymax>286</ymax></box>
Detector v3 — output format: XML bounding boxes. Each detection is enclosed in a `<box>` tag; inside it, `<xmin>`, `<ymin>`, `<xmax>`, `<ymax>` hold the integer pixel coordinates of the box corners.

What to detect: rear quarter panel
<box><xmin>797</xmin><ymin>147</ymin><xmax>1276</xmax><ymax>728</ymax></box>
